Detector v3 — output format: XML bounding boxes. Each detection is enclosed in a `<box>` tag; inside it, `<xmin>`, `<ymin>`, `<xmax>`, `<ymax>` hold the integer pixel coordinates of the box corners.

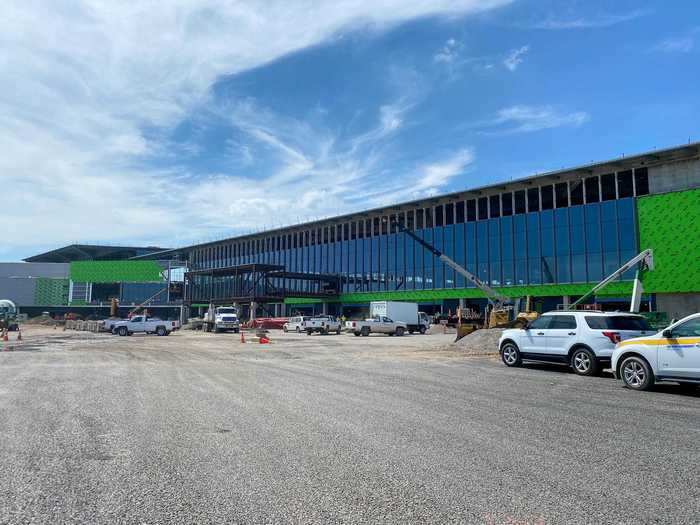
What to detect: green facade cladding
<box><xmin>637</xmin><ymin>188</ymin><xmax>700</xmax><ymax>293</ymax></box>
<box><xmin>34</xmin><ymin>278</ymin><xmax>69</xmax><ymax>305</ymax></box>
<box><xmin>69</xmin><ymin>260</ymin><xmax>164</xmax><ymax>283</ymax></box>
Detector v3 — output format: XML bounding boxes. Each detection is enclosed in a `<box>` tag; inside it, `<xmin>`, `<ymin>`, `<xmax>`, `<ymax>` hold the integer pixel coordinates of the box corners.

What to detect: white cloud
<box><xmin>654</xmin><ymin>35</ymin><xmax>696</xmax><ymax>53</ymax></box>
<box><xmin>434</xmin><ymin>38</ymin><xmax>461</xmax><ymax>63</ymax></box>
<box><xmin>0</xmin><ymin>0</ymin><xmax>513</xmax><ymax>258</ymax></box>
<box><xmin>481</xmin><ymin>105</ymin><xmax>589</xmax><ymax>134</ymax></box>
<box><xmin>531</xmin><ymin>9</ymin><xmax>651</xmax><ymax>29</ymax></box>
<box><xmin>503</xmin><ymin>45</ymin><xmax>529</xmax><ymax>71</ymax></box>
<box><xmin>413</xmin><ymin>148</ymin><xmax>475</xmax><ymax>195</ymax></box>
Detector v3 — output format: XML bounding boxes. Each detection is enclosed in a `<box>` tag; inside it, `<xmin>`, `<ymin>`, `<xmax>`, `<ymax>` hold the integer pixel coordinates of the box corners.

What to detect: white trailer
<box><xmin>369</xmin><ymin>301</ymin><xmax>430</xmax><ymax>334</ymax></box>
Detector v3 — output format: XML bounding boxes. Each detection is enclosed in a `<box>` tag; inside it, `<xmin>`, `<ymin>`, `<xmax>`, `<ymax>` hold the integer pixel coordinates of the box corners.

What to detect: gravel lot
<box><xmin>1</xmin><ymin>327</ymin><xmax>698</xmax><ymax>524</ymax></box>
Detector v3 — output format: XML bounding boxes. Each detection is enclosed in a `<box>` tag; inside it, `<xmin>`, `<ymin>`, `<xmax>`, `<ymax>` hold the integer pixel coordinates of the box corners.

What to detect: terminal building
<box><xmin>157</xmin><ymin>142</ymin><xmax>699</xmax><ymax>320</ymax></box>
<box><xmin>2</xmin><ymin>142</ymin><xmax>699</xmax><ymax>321</ymax></box>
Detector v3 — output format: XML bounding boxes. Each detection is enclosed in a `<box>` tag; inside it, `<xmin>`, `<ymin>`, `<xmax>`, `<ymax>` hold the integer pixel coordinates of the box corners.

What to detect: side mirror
<box><xmin>662</xmin><ymin>329</ymin><xmax>673</xmax><ymax>339</ymax></box>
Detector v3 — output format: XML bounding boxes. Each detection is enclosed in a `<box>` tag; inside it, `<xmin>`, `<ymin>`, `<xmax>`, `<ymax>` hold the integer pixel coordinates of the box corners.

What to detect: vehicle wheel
<box><xmin>353</xmin><ymin>331</ymin><xmax>361</xmax><ymax>337</ymax></box>
<box><xmin>283</xmin><ymin>326</ymin><xmax>288</xmax><ymax>333</ymax></box>
<box><xmin>336</xmin><ymin>328</ymin><xmax>341</xmax><ymax>335</ymax></box>
<box><xmin>361</xmin><ymin>327</ymin><xmax>370</xmax><ymax>337</ymax></box>
<box><xmin>156</xmin><ymin>326</ymin><xmax>166</xmax><ymax>336</ymax></box>
<box><xmin>215</xmin><ymin>327</ymin><xmax>222</xmax><ymax>333</ymax></box>
<box><xmin>419</xmin><ymin>325</ymin><xmax>427</xmax><ymax>335</ymax></box>
<box><xmin>296</xmin><ymin>326</ymin><xmax>301</xmax><ymax>333</ymax></box>
<box><xmin>395</xmin><ymin>327</ymin><xmax>405</xmax><ymax>336</ymax></box>
<box><xmin>408</xmin><ymin>329</ymin><xmax>414</xmax><ymax>335</ymax></box>
<box><xmin>234</xmin><ymin>328</ymin><xmax>240</xmax><ymax>334</ymax></box>
<box><xmin>306</xmin><ymin>329</ymin><xmax>313</xmax><ymax>336</ymax></box>
<box><xmin>620</xmin><ymin>356</ymin><xmax>654</xmax><ymax>391</ymax></box>
<box><xmin>117</xmin><ymin>326</ymin><xmax>128</xmax><ymax>337</ymax></box>
<box><xmin>500</xmin><ymin>341</ymin><xmax>522</xmax><ymax>367</ymax></box>
<box><xmin>571</xmin><ymin>347</ymin><xmax>599</xmax><ymax>376</ymax></box>
<box><xmin>321</xmin><ymin>327</ymin><xmax>328</xmax><ymax>335</ymax></box>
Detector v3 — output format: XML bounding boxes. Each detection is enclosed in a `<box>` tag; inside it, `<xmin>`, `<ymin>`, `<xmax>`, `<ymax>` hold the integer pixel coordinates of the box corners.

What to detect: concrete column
<box><xmin>322</xmin><ymin>302</ymin><xmax>328</xmax><ymax>314</ymax></box>
<box><xmin>250</xmin><ymin>301</ymin><xmax>257</xmax><ymax>321</ymax></box>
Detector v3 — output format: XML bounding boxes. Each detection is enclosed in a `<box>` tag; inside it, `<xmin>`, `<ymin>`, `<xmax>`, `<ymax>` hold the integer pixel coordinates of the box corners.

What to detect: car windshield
<box><xmin>218</xmin><ymin>308</ymin><xmax>237</xmax><ymax>314</ymax></box>
<box><xmin>584</xmin><ymin>316</ymin><xmax>652</xmax><ymax>331</ymax></box>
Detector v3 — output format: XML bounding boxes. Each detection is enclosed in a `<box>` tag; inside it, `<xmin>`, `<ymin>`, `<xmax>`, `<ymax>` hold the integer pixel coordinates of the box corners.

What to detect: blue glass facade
<box><xmin>188</xmin><ymin>169</ymin><xmax>648</xmax><ymax>298</ymax></box>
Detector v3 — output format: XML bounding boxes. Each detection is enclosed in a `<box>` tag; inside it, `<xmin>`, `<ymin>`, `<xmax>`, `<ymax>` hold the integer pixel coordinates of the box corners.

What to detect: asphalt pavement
<box><xmin>0</xmin><ymin>329</ymin><xmax>698</xmax><ymax>524</ymax></box>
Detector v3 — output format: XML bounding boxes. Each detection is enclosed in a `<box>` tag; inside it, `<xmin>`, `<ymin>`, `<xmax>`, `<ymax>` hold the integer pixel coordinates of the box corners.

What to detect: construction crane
<box><xmin>567</xmin><ymin>249</ymin><xmax>653</xmax><ymax>312</ymax></box>
<box><xmin>391</xmin><ymin>221</ymin><xmax>529</xmax><ymax>329</ymax></box>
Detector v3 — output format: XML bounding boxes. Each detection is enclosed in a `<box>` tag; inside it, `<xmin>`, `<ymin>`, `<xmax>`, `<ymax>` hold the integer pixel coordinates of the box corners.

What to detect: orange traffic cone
<box><xmin>240</xmin><ymin>331</ymin><xmax>246</xmax><ymax>343</ymax></box>
<box><xmin>259</xmin><ymin>336</ymin><xmax>269</xmax><ymax>344</ymax></box>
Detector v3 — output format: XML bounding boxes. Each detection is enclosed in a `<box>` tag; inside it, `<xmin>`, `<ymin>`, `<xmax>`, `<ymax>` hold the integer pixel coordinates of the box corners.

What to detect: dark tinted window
<box><xmin>466</xmin><ymin>199</ymin><xmax>476</xmax><ymax>222</ymax></box>
<box><xmin>527</xmin><ymin>187</ymin><xmax>540</xmax><ymax>212</ymax></box>
<box><xmin>435</xmin><ymin>205</ymin><xmax>444</xmax><ymax>227</ymax></box>
<box><xmin>634</xmin><ymin>167</ymin><xmax>649</xmax><ymax>195</ymax></box>
<box><xmin>585</xmin><ymin>177</ymin><xmax>599</xmax><ymax>203</ymax></box>
<box><xmin>617</xmin><ymin>170</ymin><xmax>634</xmax><ymax>198</ymax></box>
<box><xmin>528</xmin><ymin>316</ymin><xmax>552</xmax><ymax>329</ymax></box>
<box><xmin>502</xmin><ymin>193</ymin><xmax>513</xmax><ymax>216</ymax></box>
<box><xmin>601</xmin><ymin>173</ymin><xmax>616</xmax><ymax>201</ymax></box>
<box><xmin>455</xmin><ymin>201</ymin><xmax>465</xmax><ymax>223</ymax></box>
<box><xmin>555</xmin><ymin>183</ymin><xmax>568</xmax><ymax>208</ymax></box>
<box><xmin>570</xmin><ymin>180</ymin><xmax>584</xmax><ymax>205</ymax></box>
<box><xmin>514</xmin><ymin>190</ymin><xmax>526</xmax><ymax>214</ymax></box>
<box><xmin>549</xmin><ymin>315</ymin><xmax>577</xmax><ymax>329</ymax></box>
<box><xmin>585</xmin><ymin>316</ymin><xmax>652</xmax><ymax>330</ymax></box>
<box><xmin>478</xmin><ymin>197</ymin><xmax>488</xmax><ymax>220</ymax></box>
<box><xmin>425</xmin><ymin>208</ymin><xmax>433</xmax><ymax>228</ymax></box>
<box><xmin>672</xmin><ymin>318</ymin><xmax>700</xmax><ymax>337</ymax></box>
<box><xmin>541</xmin><ymin>185</ymin><xmax>554</xmax><ymax>210</ymax></box>
<box><xmin>445</xmin><ymin>203</ymin><xmax>454</xmax><ymax>225</ymax></box>
<box><xmin>489</xmin><ymin>195</ymin><xmax>501</xmax><ymax>217</ymax></box>
<box><xmin>415</xmin><ymin>209</ymin><xmax>424</xmax><ymax>229</ymax></box>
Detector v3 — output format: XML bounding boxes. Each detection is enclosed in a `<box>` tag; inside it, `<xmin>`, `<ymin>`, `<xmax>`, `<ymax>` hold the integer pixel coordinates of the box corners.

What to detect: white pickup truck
<box><xmin>303</xmin><ymin>315</ymin><xmax>342</xmax><ymax>335</ymax></box>
<box><xmin>346</xmin><ymin>316</ymin><xmax>408</xmax><ymax>337</ymax></box>
<box><xmin>111</xmin><ymin>316</ymin><xmax>179</xmax><ymax>336</ymax></box>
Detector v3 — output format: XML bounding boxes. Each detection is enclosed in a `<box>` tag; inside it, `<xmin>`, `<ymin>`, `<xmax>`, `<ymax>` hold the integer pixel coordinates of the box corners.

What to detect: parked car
<box><xmin>111</xmin><ymin>316</ymin><xmax>179</xmax><ymax>336</ymax></box>
<box><xmin>303</xmin><ymin>315</ymin><xmax>342</xmax><ymax>335</ymax></box>
<box><xmin>499</xmin><ymin>311</ymin><xmax>653</xmax><ymax>375</ymax></box>
<box><xmin>612</xmin><ymin>313</ymin><xmax>700</xmax><ymax>391</ymax></box>
<box><xmin>346</xmin><ymin>316</ymin><xmax>408</xmax><ymax>337</ymax></box>
<box><xmin>283</xmin><ymin>316</ymin><xmax>311</xmax><ymax>333</ymax></box>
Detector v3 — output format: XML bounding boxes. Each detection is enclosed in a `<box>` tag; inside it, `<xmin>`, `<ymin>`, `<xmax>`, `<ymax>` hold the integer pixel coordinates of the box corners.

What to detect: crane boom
<box><xmin>392</xmin><ymin>222</ymin><xmax>510</xmax><ymax>308</ymax></box>
<box><xmin>568</xmin><ymin>249</ymin><xmax>653</xmax><ymax>310</ymax></box>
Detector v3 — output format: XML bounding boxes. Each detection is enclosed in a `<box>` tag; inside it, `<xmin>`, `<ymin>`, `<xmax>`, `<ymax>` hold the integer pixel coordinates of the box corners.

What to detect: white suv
<box><xmin>283</xmin><ymin>316</ymin><xmax>311</xmax><ymax>333</ymax></box>
<box><xmin>612</xmin><ymin>313</ymin><xmax>700</xmax><ymax>391</ymax></box>
<box><xmin>499</xmin><ymin>311</ymin><xmax>653</xmax><ymax>376</ymax></box>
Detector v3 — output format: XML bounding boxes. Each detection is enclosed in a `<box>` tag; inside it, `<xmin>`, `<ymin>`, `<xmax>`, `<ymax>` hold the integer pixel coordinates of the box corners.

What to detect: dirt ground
<box><xmin>1</xmin><ymin>325</ymin><xmax>475</xmax><ymax>361</ymax></box>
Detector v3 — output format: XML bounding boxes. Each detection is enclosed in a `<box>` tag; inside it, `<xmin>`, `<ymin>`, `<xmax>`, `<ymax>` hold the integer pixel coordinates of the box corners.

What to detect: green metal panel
<box><xmin>69</xmin><ymin>261</ymin><xmax>164</xmax><ymax>283</ymax></box>
<box><xmin>284</xmin><ymin>281</ymin><xmax>633</xmax><ymax>305</ymax></box>
<box><xmin>34</xmin><ymin>278</ymin><xmax>69</xmax><ymax>305</ymax></box>
<box><xmin>637</xmin><ymin>188</ymin><xmax>700</xmax><ymax>293</ymax></box>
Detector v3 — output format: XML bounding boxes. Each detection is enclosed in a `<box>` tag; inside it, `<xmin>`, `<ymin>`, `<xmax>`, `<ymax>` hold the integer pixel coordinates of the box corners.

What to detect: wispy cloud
<box><xmin>653</xmin><ymin>29</ymin><xmax>699</xmax><ymax>53</ymax></box>
<box><xmin>503</xmin><ymin>45</ymin><xmax>529</xmax><ymax>71</ymax></box>
<box><xmin>531</xmin><ymin>9</ymin><xmax>652</xmax><ymax>29</ymax></box>
<box><xmin>413</xmin><ymin>149</ymin><xmax>475</xmax><ymax>195</ymax></box>
<box><xmin>0</xmin><ymin>0</ymin><xmax>513</xmax><ymax>258</ymax></box>
<box><xmin>480</xmin><ymin>105</ymin><xmax>589</xmax><ymax>135</ymax></box>
<box><xmin>434</xmin><ymin>38</ymin><xmax>461</xmax><ymax>63</ymax></box>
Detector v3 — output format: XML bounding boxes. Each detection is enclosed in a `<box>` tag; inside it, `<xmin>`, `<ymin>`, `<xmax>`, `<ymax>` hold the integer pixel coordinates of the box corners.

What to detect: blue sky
<box><xmin>1</xmin><ymin>0</ymin><xmax>698</xmax><ymax>261</ymax></box>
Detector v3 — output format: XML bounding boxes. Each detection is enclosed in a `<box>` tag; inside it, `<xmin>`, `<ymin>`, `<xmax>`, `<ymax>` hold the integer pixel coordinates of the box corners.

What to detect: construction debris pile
<box><xmin>446</xmin><ymin>328</ymin><xmax>506</xmax><ymax>356</ymax></box>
